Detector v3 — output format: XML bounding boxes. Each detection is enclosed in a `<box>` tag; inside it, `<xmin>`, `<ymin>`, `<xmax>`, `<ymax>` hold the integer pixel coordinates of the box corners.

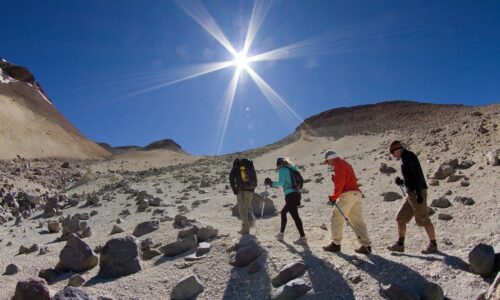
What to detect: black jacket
<box><xmin>400</xmin><ymin>149</ymin><xmax>428</xmax><ymax>192</ymax></box>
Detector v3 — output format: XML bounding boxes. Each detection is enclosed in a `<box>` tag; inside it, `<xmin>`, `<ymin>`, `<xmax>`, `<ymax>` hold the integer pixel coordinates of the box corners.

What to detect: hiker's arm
<box><xmin>271</xmin><ymin>168</ymin><xmax>286</xmax><ymax>188</ymax></box>
<box><xmin>332</xmin><ymin>167</ymin><xmax>346</xmax><ymax>200</ymax></box>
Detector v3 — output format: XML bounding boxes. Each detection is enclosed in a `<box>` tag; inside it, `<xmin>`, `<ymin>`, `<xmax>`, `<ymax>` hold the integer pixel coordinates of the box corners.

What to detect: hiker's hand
<box><xmin>328</xmin><ymin>195</ymin><xmax>337</xmax><ymax>203</ymax></box>
<box><xmin>416</xmin><ymin>191</ymin><xmax>424</xmax><ymax>204</ymax></box>
<box><xmin>264</xmin><ymin>178</ymin><xmax>272</xmax><ymax>187</ymax></box>
<box><xmin>395</xmin><ymin>176</ymin><xmax>404</xmax><ymax>186</ymax></box>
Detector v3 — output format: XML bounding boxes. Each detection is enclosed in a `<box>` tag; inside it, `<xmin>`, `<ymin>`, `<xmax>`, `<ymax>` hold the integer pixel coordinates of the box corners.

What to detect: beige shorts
<box><xmin>396</xmin><ymin>189</ymin><xmax>431</xmax><ymax>226</ymax></box>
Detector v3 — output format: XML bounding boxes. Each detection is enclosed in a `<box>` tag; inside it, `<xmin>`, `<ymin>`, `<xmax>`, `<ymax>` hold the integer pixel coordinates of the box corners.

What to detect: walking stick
<box><xmin>333</xmin><ymin>202</ymin><xmax>362</xmax><ymax>241</ymax></box>
<box><xmin>260</xmin><ymin>185</ymin><xmax>268</xmax><ymax>220</ymax></box>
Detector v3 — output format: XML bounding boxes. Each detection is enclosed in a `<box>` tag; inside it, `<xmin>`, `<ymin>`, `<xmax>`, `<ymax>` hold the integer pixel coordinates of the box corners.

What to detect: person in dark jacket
<box><xmin>229</xmin><ymin>158</ymin><xmax>257</xmax><ymax>235</ymax></box>
<box><xmin>387</xmin><ymin>141</ymin><xmax>438</xmax><ymax>254</ymax></box>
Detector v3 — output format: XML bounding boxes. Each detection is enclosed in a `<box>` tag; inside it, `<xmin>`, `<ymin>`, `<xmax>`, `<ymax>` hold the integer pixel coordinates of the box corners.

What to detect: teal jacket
<box><xmin>271</xmin><ymin>165</ymin><xmax>298</xmax><ymax>195</ymax></box>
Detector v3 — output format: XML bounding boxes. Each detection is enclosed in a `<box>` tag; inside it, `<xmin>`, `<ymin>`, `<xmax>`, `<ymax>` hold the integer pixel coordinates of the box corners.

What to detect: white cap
<box><xmin>324</xmin><ymin>150</ymin><xmax>338</xmax><ymax>161</ymax></box>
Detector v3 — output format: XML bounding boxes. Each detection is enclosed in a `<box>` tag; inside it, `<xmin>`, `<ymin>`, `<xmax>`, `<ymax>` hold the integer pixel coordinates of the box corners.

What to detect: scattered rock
<box><xmin>196</xmin><ymin>242</ymin><xmax>211</xmax><ymax>256</ymax></box>
<box><xmin>469</xmin><ymin>243</ymin><xmax>495</xmax><ymax>277</ymax></box>
<box><xmin>430</xmin><ymin>197</ymin><xmax>452</xmax><ymax>208</ymax></box>
<box><xmin>53</xmin><ymin>287</ymin><xmax>94</xmax><ymax>300</ymax></box>
<box><xmin>132</xmin><ymin>220</ymin><xmax>160</xmax><ymax>237</ymax></box>
<box><xmin>4</xmin><ymin>263</ymin><xmax>20</xmax><ymax>275</ymax></box>
<box><xmin>48</xmin><ymin>220</ymin><xmax>60</xmax><ymax>233</ymax></box>
<box><xmin>12</xmin><ymin>278</ymin><xmax>51</xmax><ymax>300</ymax></box>
<box><xmin>271</xmin><ymin>278</ymin><xmax>312</xmax><ymax>300</ymax></box>
<box><xmin>56</xmin><ymin>233</ymin><xmax>98</xmax><ymax>272</ymax></box>
<box><xmin>454</xmin><ymin>196</ymin><xmax>475</xmax><ymax>206</ymax></box>
<box><xmin>170</xmin><ymin>274</ymin><xmax>204</xmax><ymax>300</ymax></box>
<box><xmin>38</xmin><ymin>268</ymin><xmax>62</xmax><ymax>284</ymax></box>
<box><xmin>487</xmin><ymin>149</ymin><xmax>499</xmax><ymax>166</ymax></box>
<box><xmin>67</xmin><ymin>274</ymin><xmax>85</xmax><ymax>287</ymax></box>
<box><xmin>160</xmin><ymin>235</ymin><xmax>198</xmax><ymax>257</ymax></box>
<box><xmin>438</xmin><ymin>213</ymin><xmax>453</xmax><ymax>221</ymax></box>
<box><xmin>197</xmin><ymin>226</ymin><xmax>218</xmax><ymax>242</ymax></box>
<box><xmin>432</xmin><ymin>164</ymin><xmax>454</xmax><ymax>180</ymax></box>
<box><xmin>98</xmin><ymin>236</ymin><xmax>141</xmax><ymax>278</ymax></box>
<box><xmin>381</xmin><ymin>192</ymin><xmax>402</xmax><ymax>202</ymax></box>
<box><xmin>380</xmin><ymin>163</ymin><xmax>397</xmax><ymax>174</ymax></box>
<box><xmin>271</xmin><ymin>262</ymin><xmax>308</xmax><ymax>287</ymax></box>
<box><xmin>142</xmin><ymin>248</ymin><xmax>162</xmax><ymax>260</ymax></box>
<box><xmin>110</xmin><ymin>225</ymin><xmax>124</xmax><ymax>235</ymax></box>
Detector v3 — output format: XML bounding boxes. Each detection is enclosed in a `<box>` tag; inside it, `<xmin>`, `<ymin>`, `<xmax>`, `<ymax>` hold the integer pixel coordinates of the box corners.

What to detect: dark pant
<box><xmin>280</xmin><ymin>192</ymin><xmax>305</xmax><ymax>237</ymax></box>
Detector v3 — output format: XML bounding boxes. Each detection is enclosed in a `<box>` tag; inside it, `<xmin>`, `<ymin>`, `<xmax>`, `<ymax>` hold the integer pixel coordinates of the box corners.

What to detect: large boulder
<box><xmin>56</xmin><ymin>234</ymin><xmax>98</xmax><ymax>272</ymax></box>
<box><xmin>431</xmin><ymin>164</ymin><xmax>454</xmax><ymax>180</ymax></box>
<box><xmin>132</xmin><ymin>220</ymin><xmax>160</xmax><ymax>237</ymax></box>
<box><xmin>98</xmin><ymin>236</ymin><xmax>141</xmax><ymax>278</ymax></box>
<box><xmin>469</xmin><ymin>244</ymin><xmax>495</xmax><ymax>277</ymax></box>
<box><xmin>228</xmin><ymin>235</ymin><xmax>265</xmax><ymax>267</ymax></box>
<box><xmin>53</xmin><ymin>287</ymin><xmax>94</xmax><ymax>300</ymax></box>
<box><xmin>160</xmin><ymin>235</ymin><xmax>197</xmax><ymax>257</ymax></box>
<box><xmin>271</xmin><ymin>262</ymin><xmax>308</xmax><ymax>287</ymax></box>
<box><xmin>4</xmin><ymin>263</ymin><xmax>21</xmax><ymax>275</ymax></box>
<box><xmin>170</xmin><ymin>274</ymin><xmax>204</xmax><ymax>300</ymax></box>
<box><xmin>232</xmin><ymin>193</ymin><xmax>277</xmax><ymax>218</ymax></box>
<box><xmin>421</xmin><ymin>282</ymin><xmax>444</xmax><ymax>300</ymax></box>
<box><xmin>271</xmin><ymin>278</ymin><xmax>312</xmax><ymax>300</ymax></box>
<box><xmin>12</xmin><ymin>278</ymin><xmax>51</xmax><ymax>300</ymax></box>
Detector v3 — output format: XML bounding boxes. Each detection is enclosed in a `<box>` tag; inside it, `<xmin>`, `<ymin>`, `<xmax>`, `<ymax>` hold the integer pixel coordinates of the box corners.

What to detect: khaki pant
<box><xmin>237</xmin><ymin>190</ymin><xmax>254</xmax><ymax>233</ymax></box>
<box><xmin>396</xmin><ymin>189</ymin><xmax>431</xmax><ymax>227</ymax></box>
<box><xmin>331</xmin><ymin>191</ymin><xmax>372</xmax><ymax>247</ymax></box>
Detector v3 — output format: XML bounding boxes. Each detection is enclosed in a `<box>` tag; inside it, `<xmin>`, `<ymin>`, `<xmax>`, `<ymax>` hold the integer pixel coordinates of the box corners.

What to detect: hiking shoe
<box><xmin>354</xmin><ymin>246</ymin><xmax>372</xmax><ymax>255</ymax></box>
<box><xmin>276</xmin><ymin>232</ymin><xmax>284</xmax><ymax>241</ymax></box>
<box><xmin>387</xmin><ymin>242</ymin><xmax>405</xmax><ymax>252</ymax></box>
<box><xmin>323</xmin><ymin>242</ymin><xmax>341</xmax><ymax>252</ymax></box>
<box><xmin>421</xmin><ymin>243</ymin><xmax>438</xmax><ymax>254</ymax></box>
<box><xmin>238</xmin><ymin>229</ymin><xmax>250</xmax><ymax>235</ymax></box>
<box><xmin>293</xmin><ymin>237</ymin><xmax>307</xmax><ymax>245</ymax></box>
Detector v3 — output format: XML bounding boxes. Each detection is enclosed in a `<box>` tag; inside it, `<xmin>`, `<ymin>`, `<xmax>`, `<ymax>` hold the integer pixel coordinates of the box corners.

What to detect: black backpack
<box><xmin>285</xmin><ymin>166</ymin><xmax>304</xmax><ymax>190</ymax></box>
<box><xmin>238</xmin><ymin>158</ymin><xmax>257</xmax><ymax>190</ymax></box>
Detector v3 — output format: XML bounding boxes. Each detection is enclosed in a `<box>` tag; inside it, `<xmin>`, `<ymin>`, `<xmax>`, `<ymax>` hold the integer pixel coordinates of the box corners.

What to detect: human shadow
<box><xmin>283</xmin><ymin>242</ymin><xmax>355</xmax><ymax>300</ymax></box>
<box><xmin>337</xmin><ymin>252</ymin><xmax>430</xmax><ymax>299</ymax></box>
<box><xmin>391</xmin><ymin>250</ymin><xmax>469</xmax><ymax>273</ymax></box>
<box><xmin>222</xmin><ymin>236</ymin><xmax>271</xmax><ymax>300</ymax></box>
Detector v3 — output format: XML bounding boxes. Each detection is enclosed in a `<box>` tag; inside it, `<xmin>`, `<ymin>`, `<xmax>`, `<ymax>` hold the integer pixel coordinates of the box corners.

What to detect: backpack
<box><xmin>238</xmin><ymin>158</ymin><xmax>257</xmax><ymax>190</ymax></box>
<box><xmin>285</xmin><ymin>166</ymin><xmax>304</xmax><ymax>190</ymax></box>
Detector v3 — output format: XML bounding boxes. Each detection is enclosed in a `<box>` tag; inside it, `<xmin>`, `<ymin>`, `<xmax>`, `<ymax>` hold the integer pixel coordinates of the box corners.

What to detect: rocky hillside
<box><xmin>99</xmin><ymin>139</ymin><xmax>186</xmax><ymax>156</ymax></box>
<box><xmin>0</xmin><ymin>59</ymin><xmax>110</xmax><ymax>159</ymax></box>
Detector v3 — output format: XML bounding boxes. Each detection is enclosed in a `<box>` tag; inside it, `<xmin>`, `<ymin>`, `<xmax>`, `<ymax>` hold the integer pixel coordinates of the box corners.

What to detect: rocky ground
<box><xmin>0</xmin><ymin>103</ymin><xmax>499</xmax><ymax>300</ymax></box>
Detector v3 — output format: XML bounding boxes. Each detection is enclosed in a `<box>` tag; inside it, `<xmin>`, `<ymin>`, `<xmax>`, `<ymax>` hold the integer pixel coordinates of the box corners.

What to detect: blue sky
<box><xmin>1</xmin><ymin>0</ymin><xmax>499</xmax><ymax>155</ymax></box>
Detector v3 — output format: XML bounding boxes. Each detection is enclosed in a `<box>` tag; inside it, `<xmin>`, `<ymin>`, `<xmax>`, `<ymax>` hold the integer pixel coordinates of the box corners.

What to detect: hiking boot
<box><xmin>293</xmin><ymin>237</ymin><xmax>307</xmax><ymax>245</ymax></box>
<box><xmin>238</xmin><ymin>229</ymin><xmax>249</xmax><ymax>235</ymax></box>
<box><xmin>421</xmin><ymin>243</ymin><xmax>438</xmax><ymax>254</ymax></box>
<box><xmin>323</xmin><ymin>242</ymin><xmax>341</xmax><ymax>252</ymax></box>
<box><xmin>276</xmin><ymin>232</ymin><xmax>284</xmax><ymax>241</ymax></box>
<box><xmin>387</xmin><ymin>242</ymin><xmax>405</xmax><ymax>252</ymax></box>
<box><xmin>354</xmin><ymin>246</ymin><xmax>372</xmax><ymax>255</ymax></box>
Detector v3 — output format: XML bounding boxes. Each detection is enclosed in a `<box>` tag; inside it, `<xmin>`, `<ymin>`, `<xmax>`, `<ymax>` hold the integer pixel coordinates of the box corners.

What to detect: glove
<box><xmin>264</xmin><ymin>177</ymin><xmax>272</xmax><ymax>187</ymax></box>
<box><xmin>395</xmin><ymin>176</ymin><xmax>404</xmax><ymax>186</ymax></box>
<box><xmin>328</xmin><ymin>195</ymin><xmax>337</xmax><ymax>203</ymax></box>
<box><xmin>416</xmin><ymin>191</ymin><xmax>423</xmax><ymax>204</ymax></box>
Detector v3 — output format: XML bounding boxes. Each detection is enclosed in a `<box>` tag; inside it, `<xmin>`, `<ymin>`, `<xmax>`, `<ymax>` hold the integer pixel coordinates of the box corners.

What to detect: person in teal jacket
<box><xmin>265</xmin><ymin>157</ymin><xmax>307</xmax><ymax>245</ymax></box>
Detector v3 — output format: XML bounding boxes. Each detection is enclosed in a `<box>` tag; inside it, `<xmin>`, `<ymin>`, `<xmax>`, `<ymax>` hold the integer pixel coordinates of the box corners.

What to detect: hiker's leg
<box><xmin>280</xmin><ymin>203</ymin><xmax>290</xmax><ymax>233</ymax></box>
<box><xmin>331</xmin><ymin>195</ymin><xmax>352</xmax><ymax>245</ymax></box>
<box><xmin>348</xmin><ymin>192</ymin><xmax>372</xmax><ymax>247</ymax></box>
<box><xmin>396</xmin><ymin>197</ymin><xmax>413</xmax><ymax>239</ymax></box>
<box><xmin>238</xmin><ymin>191</ymin><xmax>250</xmax><ymax>233</ymax></box>
<box><xmin>410</xmin><ymin>189</ymin><xmax>436</xmax><ymax>241</ymax></box>
<box><xmin>286</xmin><ymin>193</ymin><xmax>305</xmax><ymax>237</ymax></box>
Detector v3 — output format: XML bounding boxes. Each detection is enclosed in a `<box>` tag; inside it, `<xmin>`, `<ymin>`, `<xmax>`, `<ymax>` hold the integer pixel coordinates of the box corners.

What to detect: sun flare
<box><xmin>233</xmin><ymin>51</ymin><xmax>250</xmax><ymax>71</ymax></box>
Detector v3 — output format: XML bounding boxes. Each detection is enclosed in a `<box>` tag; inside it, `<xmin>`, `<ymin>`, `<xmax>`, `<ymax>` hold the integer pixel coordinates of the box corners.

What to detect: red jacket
<box><xmin>330</xmin><ymin>158</ymin><xmax>360</xmax><ymax>200</ymax></box>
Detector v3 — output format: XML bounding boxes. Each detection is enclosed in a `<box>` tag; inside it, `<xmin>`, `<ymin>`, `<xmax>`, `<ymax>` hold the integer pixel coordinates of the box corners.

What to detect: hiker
<box><xmin>229</xmin><ymin>158</ymin><xmax>258</xmax><ymax>235</ymax></box>
<box><xmin>264</xmin><ymin>157</ymin><xmax>307</xmax><ymax>245</ymax></box>
<box><xmin>322</xmin><ymin>150</ymin><xmax>372</xmax><ymax>254</ymax></box>
<box><xmin>387</xmin><ymin>141</ymin><xmax>438</xmax><ymax>254</ymax></box>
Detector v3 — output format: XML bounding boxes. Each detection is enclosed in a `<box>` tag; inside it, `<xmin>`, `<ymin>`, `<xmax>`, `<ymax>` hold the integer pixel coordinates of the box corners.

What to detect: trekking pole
<box><xmin>333</xmin><ymin>202</ymin><xmax>361</xmax><ymax>240</ymax></box>
<box><xmin>398</xmin><ymin>184</ymin><xmax>427</xmax><ymax>244</ymax></box>
<box><xmin>260</xmin><ymin>185</ymin><xmax>268</xmax><ymax>220</ymax></box>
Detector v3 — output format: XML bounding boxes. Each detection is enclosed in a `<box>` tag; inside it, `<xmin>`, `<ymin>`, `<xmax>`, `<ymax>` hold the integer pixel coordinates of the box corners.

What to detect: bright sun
<box><xmin>233</xmin><ymin>51</ymin><xmax>249</xmax><ymax>70</ymax></box>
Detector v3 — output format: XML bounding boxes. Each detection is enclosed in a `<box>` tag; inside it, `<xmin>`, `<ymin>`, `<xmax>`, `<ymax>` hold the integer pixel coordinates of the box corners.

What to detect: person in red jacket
<box><xmin>322</xmin><ymin>150</ymin><xmax>372</xmax><ymax>254</ymax></box>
